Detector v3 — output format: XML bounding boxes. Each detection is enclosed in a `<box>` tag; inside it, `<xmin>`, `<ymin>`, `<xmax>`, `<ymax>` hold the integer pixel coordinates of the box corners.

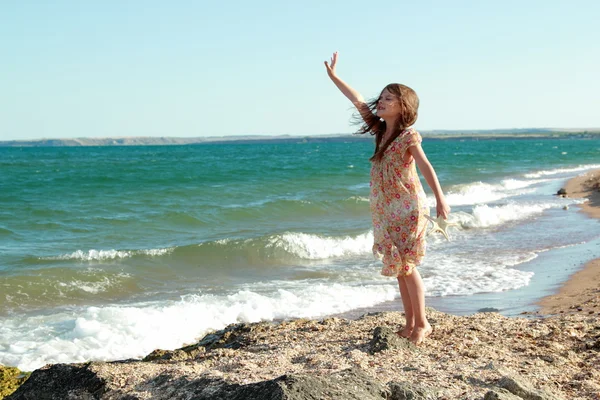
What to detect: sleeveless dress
<box><xmin>369</xmin><ymin>128</ymin><xmax>429</xmax><ymax>277</ymax></box>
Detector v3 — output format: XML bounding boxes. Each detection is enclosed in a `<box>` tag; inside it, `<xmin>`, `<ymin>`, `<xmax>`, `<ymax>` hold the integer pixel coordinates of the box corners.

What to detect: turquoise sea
<box><xmin>1</xmin><ymin>136</ymin><xmax>600</xmax><ymax>370</ymax></box>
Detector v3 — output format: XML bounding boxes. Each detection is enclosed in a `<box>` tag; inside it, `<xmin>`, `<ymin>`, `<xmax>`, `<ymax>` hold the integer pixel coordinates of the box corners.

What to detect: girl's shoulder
<box><xmin>395</xmin><ymin>127</ymin><xmax>420</xmax><ymax>141</ymax></box>
<box><xmin>393</xmin><ymin>128</ymin><xmax>422</xmax><ymax>150</ymax></box>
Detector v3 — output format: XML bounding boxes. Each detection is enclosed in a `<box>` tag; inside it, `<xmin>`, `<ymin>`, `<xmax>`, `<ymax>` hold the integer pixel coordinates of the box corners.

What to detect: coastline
<box><xmin>1</xmin><ymin>129</ymin><xmax>599</xmax><ymax>147</ymax></box>
<box><xmin>537</xmin><ymin>169</ymin><xmax>600</xmax><ymax>316</ymax></box>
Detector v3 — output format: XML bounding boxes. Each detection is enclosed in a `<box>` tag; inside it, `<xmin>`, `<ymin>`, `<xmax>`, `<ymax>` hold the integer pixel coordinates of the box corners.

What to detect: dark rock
<box><xmin>497</xmin><ymin>375</ymin><xmax>564</xmax><ymax>400</ymax></box>
<box><xmin>483</xmin><ymin>361</ymin><xmax>496</xmax><ymax>370</ymax></box>
<box><xmin>478</xmin><ymin>307</ymin><xmax>501</xmax><ymax>313</ymax></box>
<box><xmin>537</xmin><ymin>354</ymin><xmax>555</xmax><ymax>363</ymax></box>
<box><xmin>7</xmin><ymin>363</ymin><xmax>107</xmax><ymax>400</ymax></box>
<box><xmin>556</xmin><ymin>188</ymin><xmax>567</xmax><ymax>196</ymax></box>
<box><xmin>195</xmin><ymin>322</ymin><xmax>272</xmax><ymax>351</ymax></box>
<box><xmin>387</xmin><ymin>381</ymin><xmax>440</xmax><ymax>399</ymax></box>
<box><xmin>142</xmin><ymin>348</ymin><xmax>197</xmax><ymax>362</ymax></box>
<box><xmin>484</xmin><ymin>388</ymin><xmax>522</xmax><ymax>399</ymax></box>
<box><xmin>369</xmin><ymin>326</ymin><xmax>415</xmax><ymax>354</ymax></box>
<box><xmin>586</xmin><ymin>339</ymin><xmax>600</xmax><ymax>350</ymax></box>
<box><xmin>8</xmin><ymin>364</ymin><xmax>393</xmax><ymax>400</ymax></box>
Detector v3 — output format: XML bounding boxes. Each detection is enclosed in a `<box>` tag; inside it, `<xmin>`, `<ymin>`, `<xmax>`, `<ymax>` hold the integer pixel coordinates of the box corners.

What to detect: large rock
<box><xmin>369</xmin><ymin>326</ymin><xmax>415</xmax><ymax>354</ymax></box>
<box><xmin>8</xmin><ymin>364</ymin><xmax>390</xmax><ymax>400</ymax></box>
<box><xmin>6</xmin><ymin>363</ymin><xmax>105</xmax><ymax>400</ymax></box>
<box><xmin>387</xmin><ymin>381</ymin><xmax>440</xmax><ymax>399</ymax></box>
<box><xmin>484</xmin><ymin>388</ymin><xmax>523</xmax><ymax>400</ymax></box>
<box><xmin>497</xmin><ymin>375</ymin><xmax>564</xmax><ymax>400</ymax></box>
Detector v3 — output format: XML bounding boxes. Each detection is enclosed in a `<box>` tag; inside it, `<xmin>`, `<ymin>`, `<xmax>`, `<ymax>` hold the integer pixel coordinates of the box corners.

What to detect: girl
<box><xmin>324</xmin><ymin>51</ymin><xmax>450</xmax><ymax>345</ymax></box>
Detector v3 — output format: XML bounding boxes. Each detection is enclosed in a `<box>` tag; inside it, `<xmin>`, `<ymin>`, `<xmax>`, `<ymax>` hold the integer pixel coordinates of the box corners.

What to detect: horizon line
<box><xmin>3</xmin><ymin>126</ymin><xmax>600</xmax><ymax>143</ymax></box>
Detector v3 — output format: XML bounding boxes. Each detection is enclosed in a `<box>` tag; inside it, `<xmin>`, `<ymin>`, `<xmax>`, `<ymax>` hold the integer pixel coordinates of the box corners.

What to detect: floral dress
<box><xmin>370</xmin><ymin>128</ymin><xmax>429</xmax><ymax>277</ymax></box>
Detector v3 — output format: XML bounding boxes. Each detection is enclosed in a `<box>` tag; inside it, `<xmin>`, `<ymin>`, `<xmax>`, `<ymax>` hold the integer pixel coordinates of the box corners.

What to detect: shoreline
<box><xmin>337</xmin><ymin>169</ymin><xmax>600</xmax><ymax>321</ymax></box>
<box><xmin>537</xmin><ymin>169</ymin><xmax>600</xmax><ymax>316</ymax></box>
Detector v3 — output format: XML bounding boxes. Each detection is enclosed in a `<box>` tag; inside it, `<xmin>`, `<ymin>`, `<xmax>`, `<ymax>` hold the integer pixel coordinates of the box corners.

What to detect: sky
<box><xmin>1</xmin><ymin>0</ymin><xmax>599</xmax><ymax>140</ymax></box>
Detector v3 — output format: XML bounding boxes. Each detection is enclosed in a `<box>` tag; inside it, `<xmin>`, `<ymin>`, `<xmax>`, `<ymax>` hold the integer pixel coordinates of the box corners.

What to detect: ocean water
<box><xmin>1</xmin><ymin>136</ymin><xmax>599</xmax><ymax>370</ymax></box>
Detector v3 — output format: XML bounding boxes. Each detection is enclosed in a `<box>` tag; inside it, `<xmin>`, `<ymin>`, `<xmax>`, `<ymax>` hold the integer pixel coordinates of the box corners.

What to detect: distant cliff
<box><xmin>0</xmin><ymin>135</ymin><xmax>370</xmax><ymax>147</ymax></box>
<box><xmin>1</xmin><ymin>129</ymin><xmax>599</xmax><ymax>147</ymax></box>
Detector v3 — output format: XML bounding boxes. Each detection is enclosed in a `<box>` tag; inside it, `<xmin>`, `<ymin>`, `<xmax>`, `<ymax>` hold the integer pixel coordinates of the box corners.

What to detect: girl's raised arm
<box><xmin>324</xmin><ymin>52</ymin><xmax>373</xmax><ymax>123</ymax></box>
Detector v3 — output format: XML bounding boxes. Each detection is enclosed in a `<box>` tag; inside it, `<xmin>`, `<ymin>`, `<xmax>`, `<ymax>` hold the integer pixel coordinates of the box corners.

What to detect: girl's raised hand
<box><xmin>324</xmin><ymin>51</ymin><xmax>338</xmax><ymax>78</ymax></box>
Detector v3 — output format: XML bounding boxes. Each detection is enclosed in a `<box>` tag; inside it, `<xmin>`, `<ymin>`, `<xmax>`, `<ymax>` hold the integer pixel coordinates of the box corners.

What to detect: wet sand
<box><xmin>537</xmin><ymin>169</ymin><xmax>600</xmax><ymax>315</ymax></box>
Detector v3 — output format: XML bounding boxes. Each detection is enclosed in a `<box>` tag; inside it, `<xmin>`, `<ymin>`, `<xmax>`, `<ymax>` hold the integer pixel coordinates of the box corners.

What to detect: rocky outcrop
<box><xmin>484</xmin><ymin>375</ymin><xmax>566</xmax><ymax>400</ymax></box>
<box><xmin>6</xmin><ymin>363</ymin><xmax>566</xmax><ymax>400</ymax></box>
<box><xmin>8</xmin><ymin>364</ymin><xmax>441</xmax><ymax>400</ymax></box>
<box><xmin>368</xmin><ymin>326</ymin><xmax>415</xmax><ymax>354</ymax></box>
<box><xmin>5</xmin><ymin>308</ymin><xmax>600</xmax><ymax>399</ymax></box>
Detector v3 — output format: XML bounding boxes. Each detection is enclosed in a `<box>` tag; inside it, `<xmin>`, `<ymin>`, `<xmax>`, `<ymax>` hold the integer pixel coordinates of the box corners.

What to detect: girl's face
<box><xmin>376</xmin><ymin>89</ymin><xmax>400</xmax><ymax>120</ymax></box>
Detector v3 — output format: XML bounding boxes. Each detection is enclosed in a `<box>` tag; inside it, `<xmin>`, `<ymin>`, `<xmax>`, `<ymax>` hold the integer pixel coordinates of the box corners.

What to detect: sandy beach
<box><xmin>537</xmin><ymin>169</ymin><xmax>600</xmax><ymax>316</ymax></box>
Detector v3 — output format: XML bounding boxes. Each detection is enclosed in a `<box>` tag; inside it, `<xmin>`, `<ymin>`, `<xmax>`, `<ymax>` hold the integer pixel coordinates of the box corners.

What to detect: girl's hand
<box><xmin>324</xmin><ymin>51</ymin><xmax>338</xmax><ymax>78</ymax></box>
<box><xmin>436</xmin><ymin>197</ymin><xmax>451</xmax><ymax>219</ymax></box>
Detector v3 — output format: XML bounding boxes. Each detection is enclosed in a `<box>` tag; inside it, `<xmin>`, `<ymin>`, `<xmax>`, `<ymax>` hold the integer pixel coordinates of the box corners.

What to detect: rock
<box><xmin>586</xmin><ymin>339</ymin><xmax>600</xmax><ymax>350</ymax></box>
<box><xmin>497</xmin><ymin>375</ymin><xmax>564</xmax><ymax>400</ymax></box>
<box><xmin>556</xmin><ymin>188</ymin><xmax>567</xmax><ymax>196</ymax></box>
<box><xmin>483</xmin><ymin>361</ymin><xmax>496</xmax><ymax>370</ymax></box>
<box><xmin>195</xmin><ymin>322</ymin><xmax>271</xmax><ymax>351</ymax></box>
<box><xmin>484</xmin><ymin>388</ymin><xmax>523</xmax><ymax>399</ymax></box>
<box><xmin>0</xmin><ymin>366</ymin><xmax>30</xmax><ymax>400</ymax></box>
<box><xmin>369</xmin><ymin>326</ymin><xmax>415</xmax><ymax>354</ymax></box>
<box><xmin>537</xmin><ymin>354</ymin><xmax>555</xmax><ymax>363</ymax></box>
<box><xmin>7</xmin><ymin>363</ymin><xmax>106</xmax><ymax>400</ymax></box>
<box><xmin>387</xmin><ymin>381</ymin><xmax>440</xmax><ymax>399</ymax></box>
<box><xmin>7</xmin><ymin>365</ymin><xmax>390</xmax><ymax>400</ymax></box>
<box><xmin>478</xmin><ymin>307</ymin><xmax>501</xmax><ymax>313</ymax></box>
<box><xmin>143</xmin><ymin>348</ymin><xmax>198</xmax><ymax>362</ymax></box>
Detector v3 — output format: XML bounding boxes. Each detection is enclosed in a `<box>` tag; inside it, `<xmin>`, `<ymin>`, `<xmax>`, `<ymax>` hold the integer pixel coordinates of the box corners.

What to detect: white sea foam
<box><xmin>465</xmin><ymin>203</ymin><xmax>553</xmax><ymax>228</ymax></box>
<box><xmin>423</xmin><ymin>253</ymin><xmax>535</xmax><ymax>297</ymax></box>
<box><xmin>523</xmin><ymin>164</ymin><xmax>600</xmax><ymax>179</ymax></box>
<box><xmin>0</xmin><ymin>282</ymin><xmax>397</xmax><ymax>371</ymax></box>
<box><xmin>48</xmin><ymin>248</ymin><xmax>173</xmax><ymax>261</ymax></box>
<box><xmin>57</xmin><ymin>273</ymin><xmax>131</xmax><ymax>294</ymax></box>
<box><xmin>266</xmin><ymin>232</ymin><xmax>373</xmax><ymax>259</ymax></box>
<box><xmin>0</xmin><ymin>243</ymin><xmax>543</xmax><ymax>371</ymax></box>
<box><xmin>443</xmin><ymin>178</ymin><xmax>544</xmax><ymax>207</ymax></box>
<box><xmin>346</xmin><ymin>196</ymin><xmax>369</xmax><ymax>203</ymax></box>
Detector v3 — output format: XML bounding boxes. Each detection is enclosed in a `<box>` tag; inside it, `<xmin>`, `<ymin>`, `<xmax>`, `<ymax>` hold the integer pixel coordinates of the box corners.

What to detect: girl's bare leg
<box><xmin>404</xmin><ymin>269</ymin><xmax>432</xmax><ymax>344</ymax></box>
<box><xmin>396</xmin><ymin>276</ymin><xmax>414</xmax><ymax>337</ymax></box>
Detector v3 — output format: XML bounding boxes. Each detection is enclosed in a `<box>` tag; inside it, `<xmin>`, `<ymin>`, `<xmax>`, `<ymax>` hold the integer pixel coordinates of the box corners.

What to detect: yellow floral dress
<box><xmin>370</xmin><ymin>128</ymin><xmax>429</xmax><ymax>277</ymax></box>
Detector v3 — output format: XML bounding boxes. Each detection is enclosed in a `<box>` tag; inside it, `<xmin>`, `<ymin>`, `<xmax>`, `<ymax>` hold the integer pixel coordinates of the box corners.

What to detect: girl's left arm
<box><xmin>409</xmin><ymin>145</ymin><xmax>451</xmax><ymax>219</ymax></box>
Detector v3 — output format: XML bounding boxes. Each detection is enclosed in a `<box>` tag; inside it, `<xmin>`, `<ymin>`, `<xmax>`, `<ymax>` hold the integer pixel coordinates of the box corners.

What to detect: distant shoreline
<box><xmin>1</xmin><ymin>129</ymin><xmax>600</xmax><ymax>147</ymax></box>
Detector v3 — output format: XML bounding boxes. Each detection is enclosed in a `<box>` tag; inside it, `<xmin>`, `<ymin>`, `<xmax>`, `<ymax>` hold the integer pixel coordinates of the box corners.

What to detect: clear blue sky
<box><xmin>1</xmin><ymin>0</ymin><xmax>599</xmax><ymax>140</ymax></box>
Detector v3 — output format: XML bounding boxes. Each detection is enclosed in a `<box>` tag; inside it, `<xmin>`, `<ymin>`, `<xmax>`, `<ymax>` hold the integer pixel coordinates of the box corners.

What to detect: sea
<box><xmin>1</xmin><ymin>135</ymin><xmax>599</xmax><ymax>371</ymax></box>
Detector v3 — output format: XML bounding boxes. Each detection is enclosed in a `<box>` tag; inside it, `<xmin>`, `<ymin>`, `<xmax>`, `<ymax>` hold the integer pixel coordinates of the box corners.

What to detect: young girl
<box><xmin>325</xmin><ymin>51</ymin><xmax>450</xmax><ymax>345</ymax></box>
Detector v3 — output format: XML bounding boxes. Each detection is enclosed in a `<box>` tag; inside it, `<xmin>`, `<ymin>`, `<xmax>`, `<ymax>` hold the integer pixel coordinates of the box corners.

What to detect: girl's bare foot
<box><xmin>408</xmin><ymin>324</ymin><xmax>432</xmax><ymax>345</ymax></box>
<box><xmin>396</xmin><ymin>326</ymin><xmax>413</xmax><ymax>338</ymax></box>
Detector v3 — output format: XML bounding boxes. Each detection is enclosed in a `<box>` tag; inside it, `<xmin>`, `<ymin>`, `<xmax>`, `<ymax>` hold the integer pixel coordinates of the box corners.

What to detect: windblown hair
<box><xmin>354</xmin><ymin>83</ymin><xmax>419</xmax><ymax>161</ymax></box>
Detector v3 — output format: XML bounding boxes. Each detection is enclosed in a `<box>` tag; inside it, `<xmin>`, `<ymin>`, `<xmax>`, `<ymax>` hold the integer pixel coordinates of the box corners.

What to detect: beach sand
<box><xmin>537</xmin><ymin>169</ymin><xmax>600</xmax><ymax>316</ymax></box>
